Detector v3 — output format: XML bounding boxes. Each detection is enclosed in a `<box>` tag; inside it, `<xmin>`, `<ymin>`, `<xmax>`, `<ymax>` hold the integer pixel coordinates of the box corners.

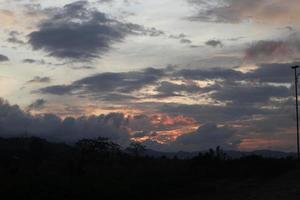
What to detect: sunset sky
<box><xmin>0</xmin><ymin>0</ymin><xmax>300</xmax><ymax>152</ymax></box>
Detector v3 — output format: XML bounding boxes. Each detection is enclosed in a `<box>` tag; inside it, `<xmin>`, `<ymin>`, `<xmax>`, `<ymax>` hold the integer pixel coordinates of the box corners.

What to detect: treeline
<box><xmin>0</xmin><ymin>137</ymin><xmax>298</xmax><ymax>200</ymax></box>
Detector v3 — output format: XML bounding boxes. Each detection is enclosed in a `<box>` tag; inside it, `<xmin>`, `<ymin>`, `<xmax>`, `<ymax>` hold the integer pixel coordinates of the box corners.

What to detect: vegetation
<box><xmin>0</xmin><ymin>137</ymin><xmax>299</xmax><ymax>200</ymax></box>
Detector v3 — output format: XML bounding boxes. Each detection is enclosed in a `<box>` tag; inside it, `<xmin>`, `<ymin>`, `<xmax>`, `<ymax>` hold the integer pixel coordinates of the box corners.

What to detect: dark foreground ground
<box><xmin>0</xmin><ymin>137</ymin><xmax>300</xmax><ymax>200</ymax></box>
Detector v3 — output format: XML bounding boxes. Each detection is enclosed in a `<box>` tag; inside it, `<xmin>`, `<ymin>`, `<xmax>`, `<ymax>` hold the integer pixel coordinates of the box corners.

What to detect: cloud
<box><xmin>245</xmin><ymin>41</ymin><xmax>293</xmax><ymax>63</ymax></box>
<box><xmin>285</xmin><ymin>26</ymin><xmax>294</xmax><ymax>32</ymax></box>
<box><xmin>129</xmin><ymin>114</ymin><xmax>196</xmax><ymax>133</ymax></box>
<box><xmin>23</xmin><ymin>59</ymin><xmax>46</xmax><ymax>64</ymax></box>
<box><xmin>180</xmin><ymin>38</ymin><xmax>192</xmax><ymax>44</ymax></box>
<box><xmin>32</xmin><ymin>63</ymin><xmax>296</xmax><ymax>151</ymax></box>
<box><xmin>187</xmin><ymin>56</ymin><xmax>243</xmax><ymax>68</ymax></box>
<box><xmin>72</xmin><ymin>66</ymin><xmax>95</xmax><ymax>70</ymax></box>
<box><xmin>39</xmin><ymin>85</ymin><xmax>76</xmax><ymax>95</ymax></box>
<box><xmin>245</xmin><ymin>62</ymin><xmax>296</xmax><ymax>83</ymax></box>
<box><xmin>0</xmin><ymin>54</ymin><xmax>9</xmax><ymax>62</ymax></box>
<box><xmin>173</xmin><ymin>123</ymin><xmax>239</xmax><ymax>151</ymax></box>
<box><xmin>98</xmin><ymin>93</ymin><xmax>138</xmax><ymax>102</ymax></box>
<box><xmin>244</xmin><ymin>34</ymin><xmax>300</xmax><ymax>63</ymax></box>
<box><xmin>27</xmin><ymin>76</ymin><xmax>51</xmax><ymax>84</ymax></box>
<box><xmin>168</xmin><ymin>33</ymin><xmax>195</xmax><ymax>45</ymax></box>
<box><xmin>7</xmin><ymin>31</ymin><xmax>25</xmax><ymax>45</ymax></box>
<box><xmin>169</xmin><ymin>33</ymin><xmax>187</xmax><ymax>40</ymax></box>
<box><xmin>159</xmin><ymin>103</ymin><xmax>267</xmax><ymax>124</ymax></box>
<box><xmin>152</xmin><ymin>62</ymin><xmax>294</xmax><ymax>120</ymax></box>
<box><xmin>211</xmin><ymin>83</ymin><xmax>290</xmax><ymax>104</ymax></box>
<box><xmin>97</xmin><ymin>0</ymin><xmax>134</xmax><ymax>4</ymax></box>
<box><xmin>27</xmin><ymin>99</ymin><xmax>47</xmax><ymax>111</ymax></box>
<box><xmin>176</xmin><ymin>62</ymin><xmax>295</xmax><ymax>84</ymax></box>
<box><xmin>39</xmin><ymin>67</ymin><xmax>165</xmax><ymax>99</ymax></box>
<box><xmin>154</xmin><ymin>81</ymin><xmax>201</xmax><ymax>98</ymax></box>
<box><xmin>98</xmin><ymin>0</ymin><xmax>114</xmax><ymax>3</ymax></box>
<box><xmin>38</xmin><ymin>63</ymin><xmax>294</xmax><ymax>114</ymax></box>
<box><xmin>187</xmin><ymin>0</ymin><xmax>300</xmax><ymax>24</ymax></box>
<box><xmin>0</xmin><ymin>98</ymin><xmax>130</xmax><ymax>144</ymax></box>
<box><xmin>205</xmin><ymin>39</ymin><xmax>223</xmax><ymax>47</ymax></box>
<box><xmin>176</xmin><ymin>67</ymin><xmax>243</xmax><ymax>80</ymax></box>
<box><xmin>174</xmin><ymin>65</ymin><xmax>292</xmax><ymax>105</ymax></box>
<box><xmin>0</xmin><ymin>98</ymin><xmax>197</xmax><ymax>148</ymax></box>
<box><xmin>129</xmin><ymin>113</ymin><xmax>199</xmax><ymax>146</ymax></box>
<box><xmin>28</xmin><ymin>1</ymin><xmax>164</xmax><ymax>61</ymax></box>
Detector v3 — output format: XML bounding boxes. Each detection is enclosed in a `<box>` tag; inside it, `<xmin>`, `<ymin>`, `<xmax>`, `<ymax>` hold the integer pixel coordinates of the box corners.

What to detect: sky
<box><xmin>0</xmin><ymin>0</ymin><xmax>300</xmax><ymax>152</ymax></box>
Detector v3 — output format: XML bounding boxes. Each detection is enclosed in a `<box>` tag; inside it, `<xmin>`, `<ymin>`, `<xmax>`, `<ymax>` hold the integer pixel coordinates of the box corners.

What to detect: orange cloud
<box><xmin>131</xmin><ymin>114</ymin><xmax>199</xmax><ymax>144</ymax></box>
<box><xmin>150</xmin><ymin>114</ymin><xmax>197</xmax><ymax>127</ymax></box>
<box><xmin>239</xmin><ymin>132</ymin><xmax>295</xmax><ymax>152</ymax></box>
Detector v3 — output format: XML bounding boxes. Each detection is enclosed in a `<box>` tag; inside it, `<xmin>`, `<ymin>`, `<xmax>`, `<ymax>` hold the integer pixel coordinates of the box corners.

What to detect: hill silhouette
<box><xmin>0</xmin><ymin>137</ymin><xmax>300</xmax><ymax>200</ymax></box>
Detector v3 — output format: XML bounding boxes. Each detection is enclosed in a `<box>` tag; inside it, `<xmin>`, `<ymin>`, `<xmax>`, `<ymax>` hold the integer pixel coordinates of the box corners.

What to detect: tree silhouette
<box><xmin>127</xmin><ymin>142</ymin><xmax>146</xmax><ymax>157</ymax></box>
<box><xmin>76</xmin><ymin>137</ymin><xmax>120</xmax><ymax>154</ymax></box>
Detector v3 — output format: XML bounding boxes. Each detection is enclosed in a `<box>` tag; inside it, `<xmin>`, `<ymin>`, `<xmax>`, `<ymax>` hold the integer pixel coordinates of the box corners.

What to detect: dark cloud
<box><xmin>28</xmin><ymin>1</ymin><xmax>164</xmax><ymax>61</ymax></box>
<box><xmin>180</xmin><ymin>38</ymin><xmax>192</xmax><ymax>44</ymax></box>
<box><xmin>39</xmin><ymin>85</ymin><xmax>77</xmax><ymax>95</ymax></box>
<box><xmin>174</xmin><ymin>123</ymin><xmax>239</xmax><ymax>151</ymax></box>
<box><xmin>27</xmin><ymin>76</ymin><xmax>51</xmax><ymax>84</ymax></box>
<box><xmin>73</xmin><ymin>67</ymin><xmax>164</xmax><ymax>94</ymax></box>
<box><xmin>23</xmin><ymin>59</ymin><xmax>46</xmax><ymax>65</ymax></box>
<box><xmin>97</xmin><ymin>0</ymin><xmax>136</xmax><ymax>5</ymax></box>
<box><xmin>245</xmin><ymin>62</ymin><xmax>296</xmax><ymax>83</ymax></box>
<box><xmin>0</xmin><ymin>98</ymin><xmax>130</xmax><ymax>145</ymax></box>
<box><xmin>128</xmin><ymin>115</ymin><xmax>157</xmax><ymax>133</ymax></box>
<box><xmin>189</xmin><ymin>45</ymin><xmax>203</xmax><ymax>48</ymax></box>
<box><xmin>187</xmin><ymin>0</ymin><xmax>261</xmax><ymax>23</ymax></box>
<box><xmin>169</xmin><ymin>33</ymin><xmax>187</xmax><ymax>39</ymax></box>
<box><xmin>27</xmin><ymin>99</ymin><xmax>47</xmax><ymax>111</ymax></box>
<box><xmin>285</xmin><ymin>26</ymin><xmax>294</xmax><ymax>32</ymax></box>
<box><xmin>23</xmin><ymin>59</ymin><xmax>36</xmax><ymax>64</ymax></box>
<box><xmin>98</xmin><ymin>93</ymin><xmax>138</xmax><ymax>102</ymax></box>
<box><xmin>23</xmin><ymin>3</ymin><xmax>52</xmax><ymax>17</ymax></box>
<box><xmin>245</xmin><ymin>32</ymin><xmax>300</xmax><ymax>63</ymax></box>
<box><xmin>175</xmin><ymin>65</ymin><xmax>292</xmax><ymax>105</ymax></box>
<box><xmin>228</xmin><ymin>36</ymin><xmax>245</xmax><ymax>41</ymax></box>
<box><xmin>143</xmin><ymin>27</ymin><xmax>165</xmax><ymax>37</ymax></box>
<box><xmin>39</xmin><ymin>67</ymin><xmax>165</xmax><ymax>98</ymax></box>
<box><xmin>147</xmin><ymin>62</ymin><xmax>296</xmax><ymax>151</ymax></box>
<box><xmin>176</xmin><ymin>63</ymin><xmax>295</xmax><ymax>84</ymax></box>
<box><xmin>28</xmin><ymin>1</ymin><xmax>125</xmax><ymax>61</ymax></box>
<box><xmin>38</xmin><ymin>63</ymin><xmax>294</xmax><ymax>108</ymax></box>
<box><xmin>7</xmin><ymin>31</ymin><xmax>25</xmax><ymax>45</ymax></box>
<box><xmin>132</xmin><ymin>130</ymin><xmax>153</xmax><ymax>138</ymax></box>
<box><xmin>211</xmin><ymin>83</ymin><xmax>290</xmax><ymax>104</ymax></box>
<box><xmin>168</xmin><ymin>33</ymin><xmax>195</xmax><ymax>45</ymax></box>
<box><xmin>155</xmin><ymin>81</ymin><xmax>201</xmax><ymax>97</ymax></box>
<box><xmin>159</xmin><ymin>103</ymin><xmax>267</xmax><ymax>123</ymax></box>
<box><xmin>71</xmin><ymin>66</ymin><xmax>95</xmax><ymax>70</ymax></box>
<box><xmin>33</xmin><ymin>62</ymin><xmax>296</xmax><ymax>152</ymax></box>
<box><xmin>205</xmin><ymin>39</ymin><xmax>223</xmax><ymax>47</ymax></box>
<box><xmin>0</xmin><ymin>54</ymin><xmax>9</xmax><ymax>62</ymax></box>
<box><xmin>98</xmin><ymin>0</ymin><xmax>114</xmax><ymax>3</ymax></box>
<box><xmin>244</xmin><ymin>40</ymin><xmax>296</xmax><ymax>63</ymax></box>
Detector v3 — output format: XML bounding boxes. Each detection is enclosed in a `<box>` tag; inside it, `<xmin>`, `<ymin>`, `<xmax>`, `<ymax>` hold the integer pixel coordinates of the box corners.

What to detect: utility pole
<box><xmin>292</xmin><ymin>65</ymin><xmax>300</xmax><ymax>160</ymax></box>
